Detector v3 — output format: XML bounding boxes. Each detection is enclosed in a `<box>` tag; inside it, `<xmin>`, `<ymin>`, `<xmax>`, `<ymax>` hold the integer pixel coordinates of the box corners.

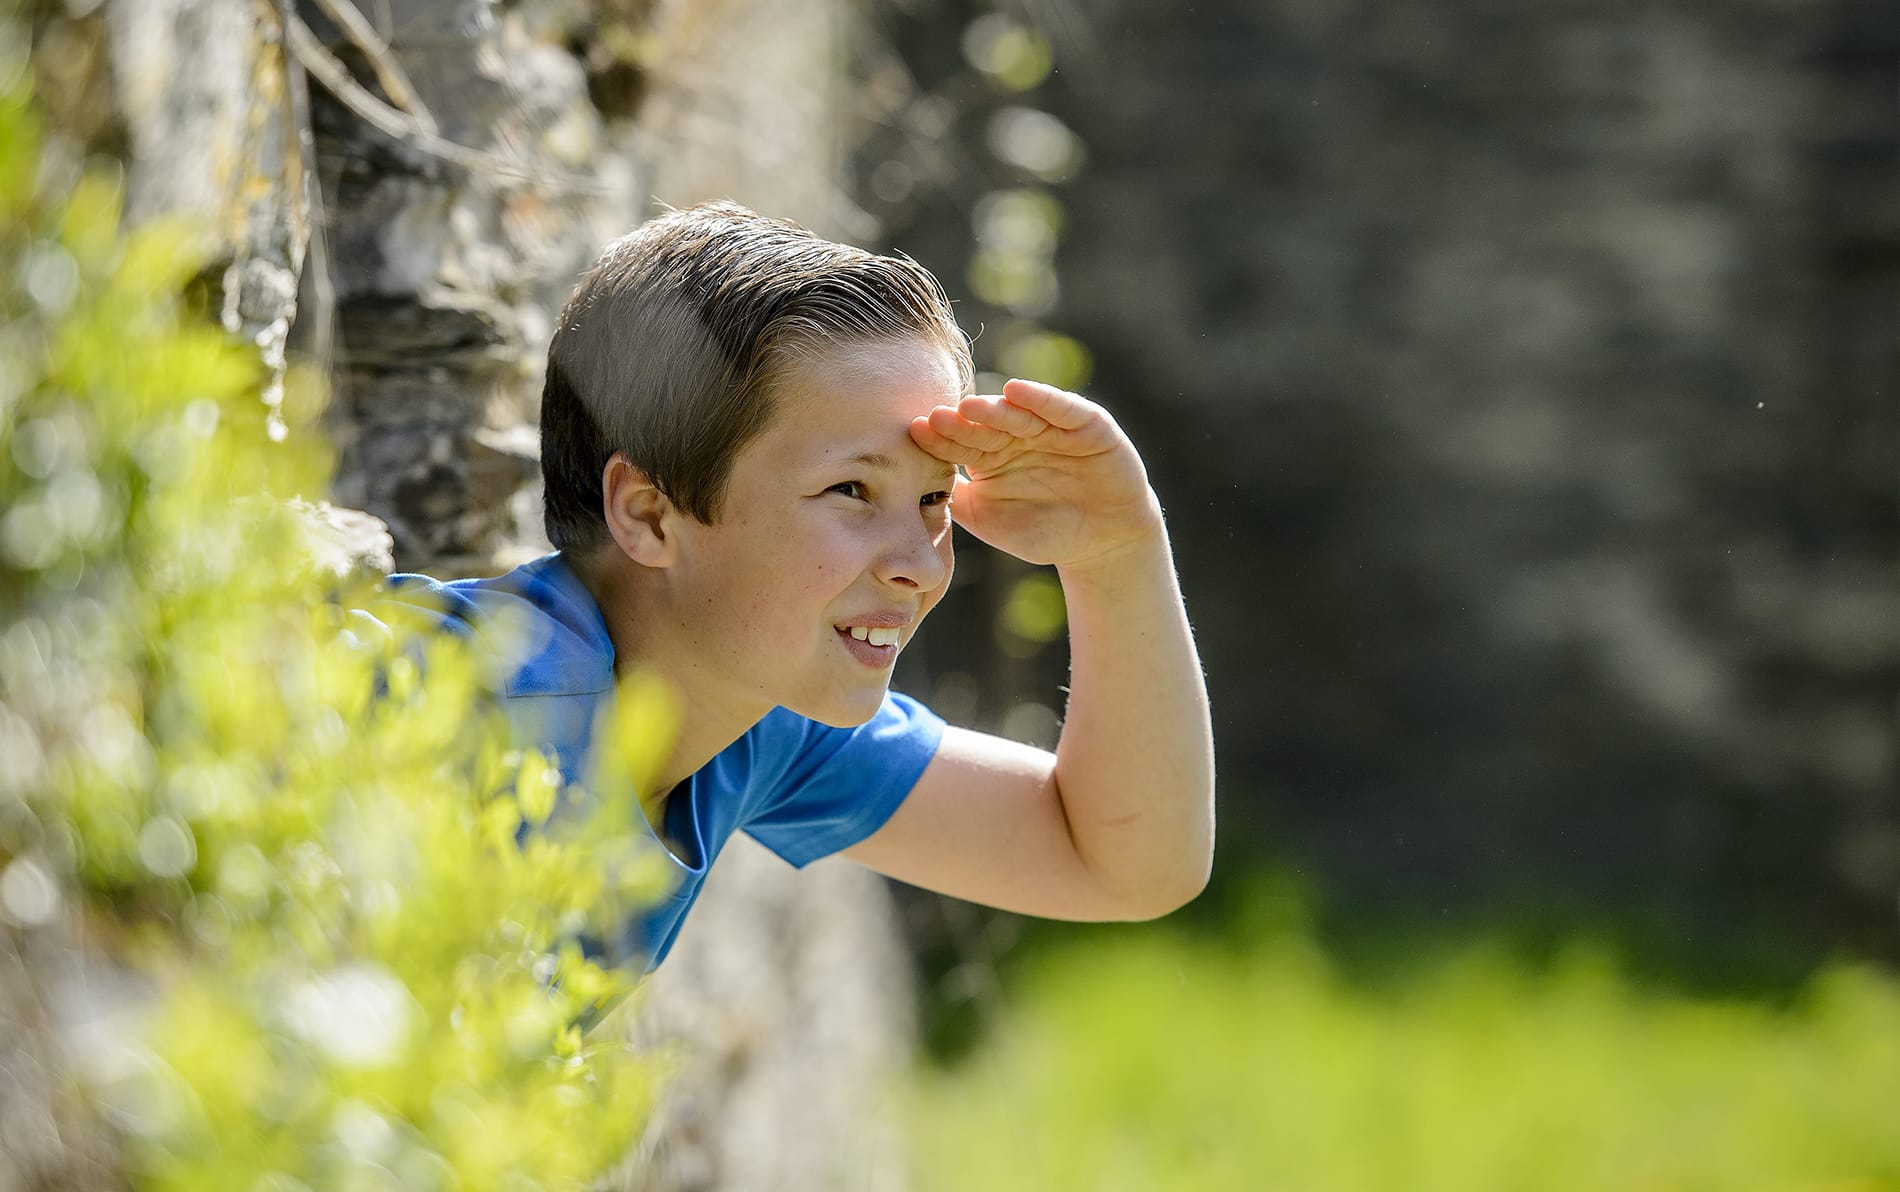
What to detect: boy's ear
<box><xmin>601</xmin><ymin>453</ymin><xmax>679</xmax><ymax>568</ymax></box>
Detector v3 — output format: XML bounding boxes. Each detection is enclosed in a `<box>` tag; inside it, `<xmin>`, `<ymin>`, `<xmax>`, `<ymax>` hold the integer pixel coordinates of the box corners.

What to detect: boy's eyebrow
<box><xmin>844</xmin><ymin>450</ymin><xmax>957</xmax><ymax>485</ymax></box>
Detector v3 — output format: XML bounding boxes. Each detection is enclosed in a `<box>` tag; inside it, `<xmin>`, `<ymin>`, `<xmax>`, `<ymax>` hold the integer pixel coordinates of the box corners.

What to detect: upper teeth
<box><xmin>847</xmin><ymin>626</ymin><xmax>902</xmax><ymax>647</ymax></box>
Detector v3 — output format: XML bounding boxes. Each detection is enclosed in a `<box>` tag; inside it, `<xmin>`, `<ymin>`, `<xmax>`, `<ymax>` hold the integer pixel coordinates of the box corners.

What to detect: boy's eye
<box><xmin>921</xmin><ymin>490</ymin><xmax>953</xmax><ymax>510</ymax></box>
<box><xmin>826</xmin><ymin>481</ymin><xmax>867</xmax><ymax>500</ymax></box>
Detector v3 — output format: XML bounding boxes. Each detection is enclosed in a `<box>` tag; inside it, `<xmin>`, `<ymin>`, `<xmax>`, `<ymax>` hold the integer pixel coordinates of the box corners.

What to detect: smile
<box><xmin>834</xmin><ymin>622</ymin><xmax>905</xmax><ymax>670</ymax></box>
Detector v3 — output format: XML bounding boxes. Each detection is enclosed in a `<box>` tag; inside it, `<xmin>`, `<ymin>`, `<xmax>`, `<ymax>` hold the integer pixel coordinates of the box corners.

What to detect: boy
<box><xmin>382</xmin><ymin>201</ymin><xmax>1214</xmax><ymax>970</ymax></box>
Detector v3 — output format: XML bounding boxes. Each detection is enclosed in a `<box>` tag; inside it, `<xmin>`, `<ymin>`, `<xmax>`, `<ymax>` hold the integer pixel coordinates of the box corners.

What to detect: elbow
<box><xmin>1063</xmin><ymin>775</ymin><xmax>1216</xmax><ymax>921</ymax></box>
<box><xmin>1163</xmin><ymin>855</ymin><xmax>1216</xmax><ymax>918</ymax></box>
<box><xmin>1121</xmin><ymin>780</ymin><xmax>1216</xmax><ymax>921</ymax></box>
<box><xmin>1115</xmin><ymin>852</ymin><xmax>1213</xmax><ymax>922</ymax></box>
<box><xmin>1132</xmin><ymin>806</ymin><xmax>1215</xmax><ymax>920</ymax></box>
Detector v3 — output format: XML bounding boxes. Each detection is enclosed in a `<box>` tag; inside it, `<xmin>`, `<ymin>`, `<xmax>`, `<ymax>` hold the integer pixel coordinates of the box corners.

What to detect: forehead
<box><xmin>782</xmin><ymin>336</ymin><xmax>964</xmax><ymax>407</ymax></box>
<box><xmin>750</xmin><ymin>338</ymin><xmax>965</xmax><ymax>468</ymax></box>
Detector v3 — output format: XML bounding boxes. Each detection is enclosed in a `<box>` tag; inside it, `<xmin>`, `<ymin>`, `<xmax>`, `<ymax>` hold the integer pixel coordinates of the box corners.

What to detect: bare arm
<box><xmin>844</xmin><ymin>381</ymin><xmax>1214</xmax><ymax>920</ymax></box>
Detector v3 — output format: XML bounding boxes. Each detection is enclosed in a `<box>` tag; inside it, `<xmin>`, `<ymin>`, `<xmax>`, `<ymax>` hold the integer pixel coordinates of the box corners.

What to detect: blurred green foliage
<box><xmin>997</xmin><ymin>329</ymin><xmax>1092</xmax><ymax>394</ymax></box>
<box><xmin>0</xmin><ymin>66</ymin><xmax>656</xmax><ymax>1188</ymax></box>
<box><xmin>962</xmin><ymin>14</ymin><xmax>1053</xmax><ymax>94</ymax></box>
<box><xmin>999</xmin><ymin>572</ymin><xmax>1066</xmax><ymax>649</ymax></box>
<box><xmin>909</xmin><ymin>914</ymin><xmax>1900</xmax><ymax>1191</ymax></box>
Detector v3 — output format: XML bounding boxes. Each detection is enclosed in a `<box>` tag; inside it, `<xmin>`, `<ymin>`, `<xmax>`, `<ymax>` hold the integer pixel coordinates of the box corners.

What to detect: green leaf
<box><xmin>516</xmin><ymin>749</ymin><xmax>559</xmax><ymax>827</ymax></box>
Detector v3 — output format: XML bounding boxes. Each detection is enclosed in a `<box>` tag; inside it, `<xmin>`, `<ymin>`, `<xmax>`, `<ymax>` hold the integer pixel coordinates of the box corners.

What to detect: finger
<box><xmin>1000</xmin><ymin>378</ymin><xmax>1094</xmax><ymax>430</ymax></box>
<box><xmin>909</xmin><ymin>413</ymin><xmax>987</xmax><ymax>466</ymax></box>
<box><xmin>956</xmin><ymin>394</ymin><xmax>1048</xmax><ymax>439</ymax></box>
<box><xmin>924</xmin><ymin>404</ymin><xmax>1015</xmax><ymax>453</ymax></box>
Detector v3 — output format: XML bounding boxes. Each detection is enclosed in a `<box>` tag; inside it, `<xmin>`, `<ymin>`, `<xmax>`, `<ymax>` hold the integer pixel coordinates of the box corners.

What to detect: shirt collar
<box><xmin>492</xmin><ymin>553</ymin><xmax>617</xmax><ymax>698</ymax></box>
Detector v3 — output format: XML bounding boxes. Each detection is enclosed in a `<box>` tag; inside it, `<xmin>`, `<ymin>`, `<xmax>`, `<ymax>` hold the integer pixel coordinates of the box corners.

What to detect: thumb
<box><xmin>949</xmin><ymin>470</ymin><xmax>976</xmax><ymax>511</ymax></box>
<box><xmin>946</xmin><ymin>472</ymin><xmax>993</xmax><ymax>543</ymax></box>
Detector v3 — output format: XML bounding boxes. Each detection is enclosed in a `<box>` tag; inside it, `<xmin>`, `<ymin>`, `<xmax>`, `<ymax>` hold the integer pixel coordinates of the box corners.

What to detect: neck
<box><xmin>571</xmin><ymin>550</ymin><xmax>770</xmax><ymax>800</ymax></box>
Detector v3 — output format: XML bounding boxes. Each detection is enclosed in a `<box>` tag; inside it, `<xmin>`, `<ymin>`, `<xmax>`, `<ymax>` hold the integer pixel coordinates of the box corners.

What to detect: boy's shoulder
<box><xmin>373</xmin><ymin>552</ymin><xmax>614</xmax><ymax>699</ymax></box>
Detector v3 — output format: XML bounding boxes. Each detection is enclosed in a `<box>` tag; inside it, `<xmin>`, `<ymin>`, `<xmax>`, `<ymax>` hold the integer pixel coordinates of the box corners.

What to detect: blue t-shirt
<box><xmin>360</xmin><ymin>553</ymin><xmax>944</xmax><ymax>971</ymax></box>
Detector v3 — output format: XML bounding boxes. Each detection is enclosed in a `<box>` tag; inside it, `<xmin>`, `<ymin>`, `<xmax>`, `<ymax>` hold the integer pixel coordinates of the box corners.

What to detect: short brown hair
<box><xmin>540</xmin><ymin>202</ymin><xmax>972</xmax><ymax>551</ymax></box>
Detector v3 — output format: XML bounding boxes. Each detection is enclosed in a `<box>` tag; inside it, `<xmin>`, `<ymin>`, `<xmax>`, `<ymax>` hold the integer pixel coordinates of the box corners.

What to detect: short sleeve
<box><xmin>742</xmin><ymin>691</ymin><xmax>945</xmax><ymax>868</ymax></box>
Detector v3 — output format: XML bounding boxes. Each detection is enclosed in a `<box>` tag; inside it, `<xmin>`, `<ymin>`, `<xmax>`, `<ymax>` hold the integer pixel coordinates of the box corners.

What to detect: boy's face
<box><xmin>661</xmin><ymin>336</ymin><xmax>964</xmax><ymax>728</ymax></box>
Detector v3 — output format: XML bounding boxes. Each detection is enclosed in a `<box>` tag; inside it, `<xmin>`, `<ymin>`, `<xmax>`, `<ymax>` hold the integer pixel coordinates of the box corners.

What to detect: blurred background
<box><xmin>874</xmin><ymin>0</ymin><xmax>1899</xmax><ymax>970</ymax></box>
<box><xmin>3</xmin><ymin>0</ymin><xmax>1896</xmax><ymax>1187</ymax></box>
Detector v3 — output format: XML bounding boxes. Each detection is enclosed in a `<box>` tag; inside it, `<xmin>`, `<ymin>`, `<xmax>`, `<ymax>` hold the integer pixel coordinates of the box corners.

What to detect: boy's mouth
<box><xmin>834</xmin><ymin>620</ymin><xmax>906</xmax><ymax>669</ymax></box>
<box><xmin>837</xmin><ymin>624</ymin><xmax>902</xmax><ymax>647</ymax></box>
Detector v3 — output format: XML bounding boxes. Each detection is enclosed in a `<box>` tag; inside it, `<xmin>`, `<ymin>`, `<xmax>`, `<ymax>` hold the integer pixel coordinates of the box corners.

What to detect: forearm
<box><xmin>1051</xmin><ymin>505</ymin><xmax>1214</xmax><ymax>917</ymax></box>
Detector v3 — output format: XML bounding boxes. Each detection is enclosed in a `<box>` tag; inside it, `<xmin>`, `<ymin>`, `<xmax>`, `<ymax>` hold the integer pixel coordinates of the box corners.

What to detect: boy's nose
<box><xmin>873</xmin><ymin>519</ymin><xmax>951</xmax><ymax>593</ymax></box>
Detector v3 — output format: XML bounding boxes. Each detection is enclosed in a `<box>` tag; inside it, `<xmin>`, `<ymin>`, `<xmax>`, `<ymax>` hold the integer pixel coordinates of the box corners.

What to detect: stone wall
<box><xmin>309</xmin><ymin>0</ymin><xmax>877</xmax><ymax>575</ymax></box>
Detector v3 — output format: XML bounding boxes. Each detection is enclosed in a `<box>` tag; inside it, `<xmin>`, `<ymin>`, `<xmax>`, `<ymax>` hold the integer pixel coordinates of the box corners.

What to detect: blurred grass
<box><xmin>908</xmin><ymin>921</ymin><xmax>1900</xmax><ymax>1191</ymax></box>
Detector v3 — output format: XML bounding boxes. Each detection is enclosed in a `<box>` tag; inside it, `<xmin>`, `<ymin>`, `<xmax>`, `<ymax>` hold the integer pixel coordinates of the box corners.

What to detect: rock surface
<box><xmin>306</xmin><ymin>2</ymin><xmax>919</xmax><ymax>1186</ymax></box>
